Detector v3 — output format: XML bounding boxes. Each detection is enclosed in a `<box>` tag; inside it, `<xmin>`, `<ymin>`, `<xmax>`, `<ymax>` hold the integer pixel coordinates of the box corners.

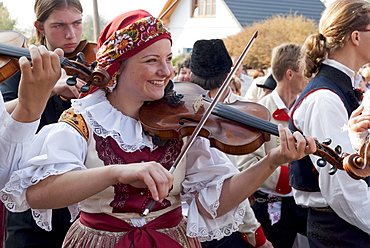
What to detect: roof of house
<box><xmin>158</xmin><ymin>0</ymin><xmax>326</xmax><ymax>29</ymax></box>
<box><xmin>224</xmin><ymin>0</ymin><xmax>326</xmax><ymax>27</ymax></box>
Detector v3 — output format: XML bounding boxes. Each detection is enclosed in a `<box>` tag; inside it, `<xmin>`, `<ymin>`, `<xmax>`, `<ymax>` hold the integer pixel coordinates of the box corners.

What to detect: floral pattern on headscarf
<box><xmin>95</xmin><ymin>16</ymin><xmax>171</xmax><ymax>92</ymax></box>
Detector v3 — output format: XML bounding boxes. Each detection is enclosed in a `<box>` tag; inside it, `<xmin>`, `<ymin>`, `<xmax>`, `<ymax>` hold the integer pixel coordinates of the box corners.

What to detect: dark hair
<box><xmin>190</xmin><ymin>73</ymin><xmax>227</xmax><ymax>91</ymax></box>
<box><xmin>34</xmin><ymin>0</ymin><xmax>83</xmax><ymax>45</ymax></box>
<box><xmin>176</xmin><ymin>53</ymin><xmax>191</xmax><ymax>75</ymax></box>
<box><xmin>253</xmin><ymin>68</ymin><xmax>265</xmax><ymax>79</ymax></box>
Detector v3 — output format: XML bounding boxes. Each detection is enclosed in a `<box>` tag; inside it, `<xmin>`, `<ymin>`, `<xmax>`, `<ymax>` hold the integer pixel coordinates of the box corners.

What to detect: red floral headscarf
<box><xmin>90</xmin><ymin>9</ymin><xmax>171</xmax><ymax>93</ymax></box>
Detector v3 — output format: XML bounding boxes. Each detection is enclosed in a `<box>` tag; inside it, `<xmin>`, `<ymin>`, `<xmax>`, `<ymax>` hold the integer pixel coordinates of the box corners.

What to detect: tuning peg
<box><xmin>76</xmin><ymin>52</ymin><xmax>85</xmax><ymax>63</ymax></box>
<box><xmin>90</xmin><ymin>61</ymin><xmax>97</xmax><ymax>71</ymax></box>
<box><xmin>80</xmin><ymin>81</ymin><xmax>92</xmax><ymax>93</ymax></box>
<box><xmin>329</xmin><ymin>165</ymin><xmax>338</xmax><ymax>175</ymax></box>
<box><xmin>335</xmin><ymin>145</ymin><xmax>342</xmax><ymax>154</ymax></box>
<box><xmin>66</xmin><ymin>74</ymin><xmax>78</xmax><ymax>86</ymax></box>
<box><xmin>322</xmin><ymin>138</ymin><xmax>332</xmax><ymax>146</ymax></box>
<box><xmin>317</xmin><ymin>158</ymin><xmax>327</xmax><ymax>167</ymax></box>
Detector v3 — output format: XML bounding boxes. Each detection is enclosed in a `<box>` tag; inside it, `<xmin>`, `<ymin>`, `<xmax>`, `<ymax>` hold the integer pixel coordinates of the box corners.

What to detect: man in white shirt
<box><xmin>235</xmin><ymin>43</ymin><xmax>309</xmax><ymax>248</ymax></box>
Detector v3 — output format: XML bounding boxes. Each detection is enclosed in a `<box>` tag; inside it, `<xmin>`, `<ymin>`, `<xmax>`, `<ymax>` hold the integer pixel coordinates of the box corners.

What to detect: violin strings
<box><xmin>212</xmin><ymin>102</ymin><xmax>334</xmax><ymax>157</ymax></box>
<box><xmin>213</xmin><ymin>103</ymin><xmax>279</xmax><ymax>136</ymax></box>
<box><xmin>0</xmin><ymin>44</ymin><xmax>31</xmax><ymax>60</ymax></box>
<box><xmin>0</xmin><ymin>42</ymin><xmax>76</xmax><ymax>68</ymax></box>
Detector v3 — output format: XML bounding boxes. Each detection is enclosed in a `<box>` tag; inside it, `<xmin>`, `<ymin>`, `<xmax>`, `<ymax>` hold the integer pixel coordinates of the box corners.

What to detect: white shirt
<box><xmin>292</xmin><ymin>59</ymin><xmax>370</xmax><ymax>234</ymax></box>
<box><xmin>1</xmin><ymin>89</ymin><xmax>249</xmax><ymax>242</ymax></box>
<box><xmin>0</xmin><ymin>92</ymin><xmax>39</xmax><ymax>190</ymax></box>
<box><xmin>240</xmin><ymin>73</ymin><xmax>254</xmax><ymax>98</ymax></box>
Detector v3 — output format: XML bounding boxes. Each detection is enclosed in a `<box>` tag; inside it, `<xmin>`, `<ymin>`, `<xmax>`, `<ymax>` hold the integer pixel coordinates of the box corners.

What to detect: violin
<box><xmin>342</xmin><ymin>142</ymin><xmax>370</xmax><ymax>180</ymax></box>
<box><xmin>140</xmin><ymin>82</ymin><xmax>366</xmax><ymax>179</ymax></box>
<box><xmin>64</xmin><ymin>39</ymin><xmax>97</xmax><ymax>65</ymax></box>
<box><xmin>140</xmin><ymin>82</ymin><xmax>271</xmax><ymax>155</ymax></box>
<box><xmin>0</xmin><ymin>31</ymin><xmax>27</xmax><ymax>83</ymax></box>
<box><xmin>0</xmin><ymin>39</ymin><xmax>110</xmax><ymax>91</ymax></box>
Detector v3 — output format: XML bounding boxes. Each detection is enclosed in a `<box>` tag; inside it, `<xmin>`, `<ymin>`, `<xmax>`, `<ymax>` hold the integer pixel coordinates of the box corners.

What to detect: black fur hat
<box><xmin>190</xmin><ymin>39</ymin><xmax>232</xmax><ymax>78</ymax></box>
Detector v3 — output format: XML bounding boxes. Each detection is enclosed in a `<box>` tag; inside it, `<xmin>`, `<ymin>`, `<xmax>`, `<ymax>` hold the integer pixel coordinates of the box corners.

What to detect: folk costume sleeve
<box><xmin>181</xmin><ymin>137</ymin><xmax>250</xmax><ymax>242</ymax></box>
<box><xmin>0</xmin><ymin>121</ymin><xmax>87</xmax><ymax>231</ymax></box>
<box><xmin>0</xmin><ymin>93</ymin><xmax>40</xmax><ymax>189</ymax></box>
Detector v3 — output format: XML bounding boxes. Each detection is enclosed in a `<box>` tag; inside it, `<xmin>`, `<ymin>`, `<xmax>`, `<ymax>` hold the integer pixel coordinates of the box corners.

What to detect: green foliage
<box><xmin>82</xmin><ymin>14</ymin><xmax>109</xmax><ymax>42</ymax></box>
<box><xmin>172</xmin><ymin>53</ymin><xmax>187</xmax><ymax>67</ymax></box>
<box><xmin>223</xmin><ymin>13</ymin><xmax>318</xmax><ymax>69</ymax></box>
<box><xmin>0</xmin><ymin>2</ymin><xmax>17</xmax><ymax>31</ymax></box>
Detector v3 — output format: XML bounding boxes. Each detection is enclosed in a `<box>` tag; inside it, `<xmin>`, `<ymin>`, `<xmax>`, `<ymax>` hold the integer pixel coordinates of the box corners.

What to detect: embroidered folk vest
<box><xmin>288</xmin><ymin>64</ymin><xmax>365</xmax><ymax>191</ymax></box>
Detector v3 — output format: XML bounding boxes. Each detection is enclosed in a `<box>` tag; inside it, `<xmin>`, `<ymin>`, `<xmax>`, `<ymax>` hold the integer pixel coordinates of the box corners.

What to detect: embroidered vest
<box><xmin>59</xmin><ymin>108</ymin><xmax>183</xmax><ymax>213</ymax></box>
<box><xmin>289</xmin><ymin>64</ymin><xmax>365</xmax><ymax>191</ymax></box>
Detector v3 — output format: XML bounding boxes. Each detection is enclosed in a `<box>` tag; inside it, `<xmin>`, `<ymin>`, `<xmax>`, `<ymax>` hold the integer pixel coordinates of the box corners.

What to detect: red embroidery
<box><xmin>94</xmin><ymin>134</ymin><xmax>182</xmax><ymax>213</ymax></box>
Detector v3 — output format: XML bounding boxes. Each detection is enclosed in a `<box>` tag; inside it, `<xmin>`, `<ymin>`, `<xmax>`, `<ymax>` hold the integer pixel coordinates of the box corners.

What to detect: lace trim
<box><xmin>187</xmin><ymin>200</ymin><xmax>247</xmax><ymax>242</ymax></box>
<box><xmin>86</xmin><ymin>111</ymin><xmax>152</xmax><ymax>152</ymax></box>
<box><xmin>1</xmin><ymin>164</ymin><xmax>82</xmax><ymax>231</ymax></box>
<box><xmin>185</xmin><ymin>175</ymin><xmax>247</xmax><ymax>241</ymax></box>
<box><xmin>1</xmin><ymin>164</ymin><xmax>81</xmax><ymax>214</ymax></box>
<box><xmin>72</xmin><ymin>90</ymin><xmax>155</xmax><ymax>152</ymax></box>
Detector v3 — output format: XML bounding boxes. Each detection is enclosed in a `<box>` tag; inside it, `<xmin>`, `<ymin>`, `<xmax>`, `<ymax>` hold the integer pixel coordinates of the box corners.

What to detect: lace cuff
<box><xmin>184</xmin><ymin>174</ymin><xmax>247</xmax><ymax>242</ymax></box>
<box><xmin>1</xmin><ymin>163</ymin><xmax>83</xmax><ymax>231</ymax></box>
<box><xmin>1</xmin><ymin>163</ymin><xmax>82</xmax><ymax>209</ymax></box>
<box><xmin>186</xmin><ymin>198</ymin><xmax>247</xmax><ymax>242</ymax></box>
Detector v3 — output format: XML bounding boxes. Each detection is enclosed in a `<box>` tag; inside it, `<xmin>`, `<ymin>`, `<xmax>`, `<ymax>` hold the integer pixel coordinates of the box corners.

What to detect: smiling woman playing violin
<box><xmin>0</xmin><ymin>1</ymin><xmax>95</xmax><ymax>247</ymax></box>
<box><xmin>0</xmin><ymin>9</ymin><xmax>316</xmax><ymax>248</ymax></box>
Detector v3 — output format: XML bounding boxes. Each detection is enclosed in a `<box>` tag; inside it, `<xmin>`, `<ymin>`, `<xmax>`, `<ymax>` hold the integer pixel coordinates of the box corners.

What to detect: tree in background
<box><xmin>224</xmin><ymin>13</ymin><xmax>317</xmax><ymax>69</ymax></box>
<box><xmin>0</xmin><ymin>2</ymin><xmax>17</xmax><ymax>31</ymax></box>
<box><xmin>82</xmin><ymin>14</ymin><xmax>109</xmax><ymax>42</ymax></box>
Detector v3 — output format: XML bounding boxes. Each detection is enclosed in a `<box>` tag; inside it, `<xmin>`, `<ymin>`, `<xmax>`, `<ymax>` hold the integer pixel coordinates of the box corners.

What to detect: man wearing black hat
<box><xmin>235</xmin><ymin>43</ymin><xmax>309</xmax><ymax>248</ymax></box>
<box><xmin>190</xmin><ymin>39</ymin><xmax>236</xmax><ymax>102</ymax></box>
<box><xmin>189</xmin><ymin>39</ymin><xmax>272</xmax><ymax>248</ymax></box>
<box><xmin>244</xmin><ymin>74</ymin><xmax>277</xmax><ymax>103</ymax></box>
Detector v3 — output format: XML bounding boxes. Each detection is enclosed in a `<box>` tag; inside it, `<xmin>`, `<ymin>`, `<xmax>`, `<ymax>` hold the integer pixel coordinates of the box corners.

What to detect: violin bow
<box><xmin>159</xmin><ymin>0</ymin><xmax>179</xmax><ymax>19</ymax></box>
<box><xmin>142</xmin><ymin>31</ymin><xmax>258</xmax><ymax>216</ymax></box>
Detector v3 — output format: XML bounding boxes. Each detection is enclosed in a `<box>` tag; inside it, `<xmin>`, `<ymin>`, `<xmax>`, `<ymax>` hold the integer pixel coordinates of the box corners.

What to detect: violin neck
<box><xmin>0</xmin><ymin>42</ymin><xmax>69</xmax><ymax>66</ymax></box>
<box><xmin>212</xmin><ymin>103</ymin><xmax>280</xmax><ymax>136</ymax></box>
<box><xmin>0</xmin><ymin>42</ymin><xmax>31</xmax><ymax>60</ymax></box>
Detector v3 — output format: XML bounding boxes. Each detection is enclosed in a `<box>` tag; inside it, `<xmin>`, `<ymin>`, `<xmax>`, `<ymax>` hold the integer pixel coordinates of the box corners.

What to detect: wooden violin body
<box><xmin>140</xmin><ymin>82</ymin><xmax>271</xmax><ymax>155</ymax></box>
<box><xmin>64</xmin><ymin>39</ymin><xmax>97</xmax><ymax>64</ymax></box>
<box><xmin>0</xmin><ymin>31</ymin><xmax>27</xmax><ymax>83</ymax></box>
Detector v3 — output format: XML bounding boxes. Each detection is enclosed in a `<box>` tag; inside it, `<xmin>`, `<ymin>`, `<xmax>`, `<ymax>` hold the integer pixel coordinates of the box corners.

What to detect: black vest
<box><xmin>289</xmin><ymin>64</ymin><xmax>364</xmax><ymax>191</ymax></box>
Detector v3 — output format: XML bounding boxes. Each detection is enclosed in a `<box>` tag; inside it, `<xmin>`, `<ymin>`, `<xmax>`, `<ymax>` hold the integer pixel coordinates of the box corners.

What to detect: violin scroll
<box><xmin>316</xmin><ymin>139</ymin><xmax>370</xmax><ymax>180</ymax></box>
<box><xmin>62</xmin><ymin>59</ymin><xmax>110</xmax><ymax>92</ymax></box>
<box><xmin>342</xmin><ymin>142</ymin><xmax>370</xmax><ymax>180</ymax></box>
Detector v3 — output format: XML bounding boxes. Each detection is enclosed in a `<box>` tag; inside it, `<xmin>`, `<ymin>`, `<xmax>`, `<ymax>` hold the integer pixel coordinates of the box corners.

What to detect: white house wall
<box><xmin>169</xmin><ymin>0</ymin><xmax>242</xmax><ymax>57</ymax></box>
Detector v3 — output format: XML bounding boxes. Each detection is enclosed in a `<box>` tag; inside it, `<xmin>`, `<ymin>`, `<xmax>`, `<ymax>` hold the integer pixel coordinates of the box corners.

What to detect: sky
<box><xmin>2</xmin><ymin>0</ymin><xmax>335</xmax><ymax>32</ymax></box>
<box><xmin>1</xmin><ymin>0</ymin><xmax>167</xmax><ymax>31</ymax></box>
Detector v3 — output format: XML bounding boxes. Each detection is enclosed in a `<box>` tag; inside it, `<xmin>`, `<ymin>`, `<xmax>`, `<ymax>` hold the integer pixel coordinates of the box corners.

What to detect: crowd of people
<box><xmin>0</xmin><ymin>0</ymin><xmax>369</xmax><ymax>247</ymax></box>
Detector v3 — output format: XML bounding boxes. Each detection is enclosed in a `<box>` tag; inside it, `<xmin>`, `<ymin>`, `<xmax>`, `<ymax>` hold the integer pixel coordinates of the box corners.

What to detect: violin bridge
<box><xmin>193</xmin><ymin>95</ymin><xmax>203</xmax><ymax>113</ymax></box>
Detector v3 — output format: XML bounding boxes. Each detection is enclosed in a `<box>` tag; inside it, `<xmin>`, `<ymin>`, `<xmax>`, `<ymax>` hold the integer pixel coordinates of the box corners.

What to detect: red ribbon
<box><xmin>80</xmin><ymin>207</ymin><xmax>183</xmax><ymax>248</ymax></box>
